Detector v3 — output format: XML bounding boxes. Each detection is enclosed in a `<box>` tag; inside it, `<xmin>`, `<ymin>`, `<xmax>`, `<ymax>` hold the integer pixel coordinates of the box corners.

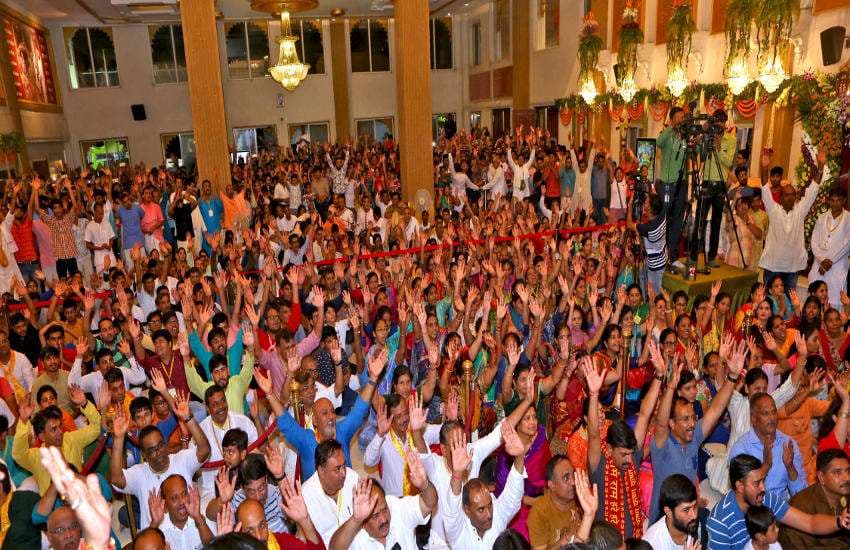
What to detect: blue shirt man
<box><xmin>115</xmin><ymin>198</ymin><xmax>145</xmax><ymax>251</ymax></box>
<box><xmin>198</xmin><ymin>180</ymin><xmax>223</xmax><ymax>254</ymax></box>
<box><xmin>728</xmin><ymin>428</ymin><xmax>806</xmax><ymax>498</ymax></box>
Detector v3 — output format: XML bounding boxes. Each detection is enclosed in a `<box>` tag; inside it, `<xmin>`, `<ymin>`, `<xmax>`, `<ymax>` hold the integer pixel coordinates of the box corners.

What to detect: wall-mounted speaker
<box><xmin>821</xmin><ymin>26</ymin><xmax>847</xmax><ymax>67</ymax></box>
<box><xmin>131</xmin><ymin>104</ymin><xmax>147</xmax><ymax>121</ymax></box>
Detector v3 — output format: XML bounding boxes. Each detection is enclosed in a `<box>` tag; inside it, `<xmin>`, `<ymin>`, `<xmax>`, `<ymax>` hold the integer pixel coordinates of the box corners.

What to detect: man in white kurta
<box><xmin>808</xmin><ymin>187</ymin><xmax>850</xmax><ymax>308</ymax></box>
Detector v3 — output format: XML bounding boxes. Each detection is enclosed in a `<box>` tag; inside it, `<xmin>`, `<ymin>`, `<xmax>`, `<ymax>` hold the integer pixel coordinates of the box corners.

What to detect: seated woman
<box><xmin>766</xmin><ymin>274</ymin><xmax>794</xmax><ymax>320</ymax></box>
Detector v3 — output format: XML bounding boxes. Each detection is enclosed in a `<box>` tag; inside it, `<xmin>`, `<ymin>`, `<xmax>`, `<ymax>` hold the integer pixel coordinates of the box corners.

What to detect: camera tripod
<box><xmin>679</xmin><ymin>136</ymin><xmax>746</xmax><ymax>276</ymax></box>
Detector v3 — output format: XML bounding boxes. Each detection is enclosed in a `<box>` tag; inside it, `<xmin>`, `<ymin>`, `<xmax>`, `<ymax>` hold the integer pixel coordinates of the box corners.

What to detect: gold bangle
<box><xmin>839</xmin><ymin>411</ymin><xmax>850</xmax><ymax>419</ymax></box>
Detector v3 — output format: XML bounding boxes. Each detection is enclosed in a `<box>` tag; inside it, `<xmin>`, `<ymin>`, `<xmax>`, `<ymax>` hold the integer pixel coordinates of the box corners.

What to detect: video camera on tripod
<box><xmin>627</xmin><ymin>169</ymin><xmax>652</xmax><ymax>219</ymax></box>
<box><xmin>675</xmin><ymin>111</ymin><xmax>726</xmax><ymax>147</ymax></box>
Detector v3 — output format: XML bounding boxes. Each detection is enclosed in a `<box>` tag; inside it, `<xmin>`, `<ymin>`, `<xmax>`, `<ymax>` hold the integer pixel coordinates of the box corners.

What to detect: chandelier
<box><xmin>726</xmin><ymin>55</ymin><xmax>751</xmax><ymax>95</ymax></box>
<box><xmin>666</xmin><ymin>64</ymin><xmax>688</xmax><ymax>98</ymax></box>
<box><xmin>757</xmin><ymin>55</ymin><xmax>786</xmax><ymax>93</ymax></box>
<box><xmin>269</xmin><ymin>10</ymin><xmax>309</xmax><ymax>91</ymax></box>
<box><xmin>619</xmin><ymin>75</ymin><xmax>637</xmax><ymax>103</ymax></box>
<box><xmin>580</xmin><ymin>77</ymin><xmax>598</xmax><ymax>104</ymax></box>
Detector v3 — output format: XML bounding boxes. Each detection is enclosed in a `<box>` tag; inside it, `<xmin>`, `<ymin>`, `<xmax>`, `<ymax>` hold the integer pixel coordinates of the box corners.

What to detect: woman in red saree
<box><xmin>819</xmin><ymin>308</ymin><xmax>850</xmax><ymax>375</ymax></box>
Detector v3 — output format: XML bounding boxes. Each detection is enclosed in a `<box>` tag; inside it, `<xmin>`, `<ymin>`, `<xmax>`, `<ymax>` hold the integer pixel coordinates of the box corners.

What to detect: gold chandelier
<box><xmin>251</xmin><ymin>0</ymin><xmax>317</xmax><ymax>92</ymax></box>
<box><xmin>269</xmin><ymin>10</ymin><xmax>309</xmax><ymax>91</ymax></box>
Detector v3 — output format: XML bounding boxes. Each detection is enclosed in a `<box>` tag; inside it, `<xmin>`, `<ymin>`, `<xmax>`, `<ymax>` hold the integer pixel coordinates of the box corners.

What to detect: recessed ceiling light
<box><xmin>330</xmin><ymin>7</ymin><xmax>345</xmax><ymax>17</ymax></box>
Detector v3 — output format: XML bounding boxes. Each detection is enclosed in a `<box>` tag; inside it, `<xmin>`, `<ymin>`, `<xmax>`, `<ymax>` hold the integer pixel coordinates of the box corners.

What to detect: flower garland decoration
<box><xmin>755</xmin><ymin>0</ymin><xmax>799</xmax><ymax>65</ymax></box>
<box><xmin>617</xmin><ymin>0</ymin><xmax>643</xmax><ymax>103</ymax></box>
<box><xmin>724</xmin><ymin>0</ymin><xmax>757</xmax><ymax>94</ymax></box>
<box><xmin>666</xmin><ymin>0</ymin><xmax>696</xmax><ymax>96</ymax></box>
<box><xmin>577</xmin><ymin>12</ymin><xmax>604</xmax><ymax>104</ymax></box>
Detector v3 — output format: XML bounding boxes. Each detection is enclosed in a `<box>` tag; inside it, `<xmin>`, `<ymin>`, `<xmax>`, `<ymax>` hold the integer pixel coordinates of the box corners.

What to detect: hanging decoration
<box><xmin>269</xmin><ymin>10</ymin><xmax>310</xmax><ymax>92</ymax></box>
<box><xmin>665</xmin><ymin>0</ymin><xmax>696</xmax><ymax>97</ymax></box>
<box><xmin>754</xmin><ymin>0</ymin><xmax>799</xmax><ymax>93</ymax></box>
<box><xmin>723</xmin><ymin>0</ymin><xmax>756</xmax><ymax>94</ymax></box>
<box><xmin>577</xmin><ymin>12</ymin><xmax>603</xmax><ymax>104</ymax></box>
<box><xmin>617</xmin><ymin>0</ymin><xmax>643</xmax><ymax>103</ymax></box>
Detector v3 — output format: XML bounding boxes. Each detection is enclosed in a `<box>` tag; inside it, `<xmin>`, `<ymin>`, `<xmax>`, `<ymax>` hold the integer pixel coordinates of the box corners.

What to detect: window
<box><xmin>291</xmin><ymin>19</ymin><xmax>325</xmax><ymax>75</ymax></box>
<box><xmin>225</xmin><ymin>21</ymin><xmax>270</xmax><ymax>79</ymax></box>
<box><xmin>493</xmin><ymin>0</ymin><xmax>511</xmax><ymax>63</ymax></box>
<box><xmin>536</xmin><ymin>0</ymin><xmax>559</xmax><ymax>49</ymax></box>
<box><xmin>432</xmin><ymin>113</ymin><xmax>456</xmax><ymax>142</ymax></box>
<box><xmin>149</xmin><ymin>25</ymin><xmax>186</xmax><ymax>84</ymax></box>
<box><xmin>161</xmin><ymin>132</ymin><xmax>196</xmax><ymax>170</ymax></box>
<box><xmin>470</xmin><ymin>21</ymin><xmax>482</xmax><ymax>66</ymax></box>
<box><xmin>80</xmin><ymin>138</ymin><xmax>129</xmax><ymax>170</ymax></box>
<box><xmin>233</xmin><ymin>126</ymin><xmax>278</xmax><ymax>155</ymax></box>
<box><xmin>350</xmin><ymin>18</ymin><xmax>390</xmax><ymax>72</ymax></box>
<box><xmin>356</xmin><ymin>117</ymin><xmax>394</xmax><ymax>141</ymax></box>
<box><xmin>492</xmin><ymin>108</ymin><xmax>511</xmax><ymax>139</ymax></box>
<box><xmin>470</xmin><ymin>111</ymin><xmax>482</xmax><ymax>129</ymax></box>
<box><xmin>65</xmin><ymin>27</ymin><xmax>119</xmax><ymax>88</ymax></box>
<box><xmin>289</xmin><ymin>122</ymin><xmax>329</xmax><ymax>146</ymax></box>
<box><xmin>535</xmin><ymin>106</ymin><xmax>558</xmax><ymax>133</ymax></box>
<box><xmin>430</xmin><ymin>17</ymin><xmax>453</xmax><ymax>70</ymax></box>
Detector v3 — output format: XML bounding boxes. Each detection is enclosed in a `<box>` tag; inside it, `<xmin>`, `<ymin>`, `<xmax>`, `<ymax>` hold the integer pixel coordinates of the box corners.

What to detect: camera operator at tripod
<box><xmin>656</xmin><ymin>107</ymin><xmax>688</xmax><ymax>267</ymax></box>
<box><xmin>690</xmin><ymin>109</ymin><xmax>736</xmax><ymax>268</ymax></box>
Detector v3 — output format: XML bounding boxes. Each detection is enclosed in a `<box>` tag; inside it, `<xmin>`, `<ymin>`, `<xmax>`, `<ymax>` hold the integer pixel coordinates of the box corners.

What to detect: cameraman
<box><xmin>693</xmin><ymin>109</ymin><xmax>737</xmax><ymax>267</ymax></box>
<box><xmin>656</xmin><ymin>107</ymin><xmax>687</xmax><ymax>265</ymax></box>
<box><xmin>627</xmin><ymin>192</ymin><xmax>667</xmax><ymax>295</ymax></box>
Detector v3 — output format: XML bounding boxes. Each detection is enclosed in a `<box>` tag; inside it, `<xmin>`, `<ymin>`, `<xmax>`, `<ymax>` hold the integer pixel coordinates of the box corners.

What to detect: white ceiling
<box><xmin>23</xmin><ymin>0</ymin><xmax>465</xmax><ymax>25</ymax></box>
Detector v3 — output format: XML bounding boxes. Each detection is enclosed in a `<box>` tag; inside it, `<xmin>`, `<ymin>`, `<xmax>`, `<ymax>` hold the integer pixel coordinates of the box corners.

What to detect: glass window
<box><xmin>470</xmin><ymin>22</ymin><xmax>481</xmax><ymax>67</ymax></box>
<box><xmin>492</xmin><ymin>108</ymin><xmax>511</xmax><ymax>139</ymax></box>
<box><xmin>161</xmin><ymin>132</ymin><xmax>196</xmax><ymax>170</ymax></box>
<box><xmin>225</xmin><ymin>21</ymin><xmax>270</xmax><ymax>79</ymax></box>
<box><xmin>470</xmin><ymin>111</ymin><xmax>482</xmax><ymax>129</ymax></box>
<box><xmin>432</xmin><ymin>113</ymin><xmax>456</xmax><ymax>142</ymax></box>
<box><xmin>65</xmin><ymin>27</ymin><xmax>119</xmax><ymax>89</ymax></box>
<box><xmin>536</xmin><ymin>0</ymin><xmax>559</xmax><ymax>49</ymax></box>
<box><xmin>350</xmin><ymin>19</ymin><xmax>390</xmax><ymax>72</ymax></box>
<box><xmin>80</xmin><ymin>138</ymin><xmax>129</xmax><ymax>170</ymax></box>
<box><xmin>493</xmin><ymin>0</ymin><xmax>511</xmax><ymax>63</ymax></box>
<box><xmin>295</xmin><ymin>19</ymin><xmax>324</xmax><ymax>75</ymax></box>
<box><xmin>233</xmin><ymin>125</ymin><xmax>278</xmax><ymax>155</ymax></box>
<box><xmin>149</xmin><ymin>25</ymin><xmax>187</xmax><ymax>84</ymax></box>
<box><xmin>356</xmin><ymin>117</ymin><xmax>394</xmax><ymax>141</ymax></box>
<box><xmin>430</xmin><ymin>17</ymin><xmax>453</xmax><ymax>70</ymax></box>
<box><xmin>289</xmin><ymin>122</ymin><xmax>329</xmax><ymax>146</ymax></box>
<box><xmin>535</xmin><ymin>106</ymin><xmax>559</xmax><ymax>132</ymax></box>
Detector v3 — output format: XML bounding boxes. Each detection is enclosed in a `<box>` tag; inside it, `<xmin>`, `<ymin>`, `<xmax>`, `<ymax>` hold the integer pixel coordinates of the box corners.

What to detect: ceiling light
<box><xmin>269</xmin><ymin>11</ymin><xmax>309</xmax><ymax>92</ymax></box>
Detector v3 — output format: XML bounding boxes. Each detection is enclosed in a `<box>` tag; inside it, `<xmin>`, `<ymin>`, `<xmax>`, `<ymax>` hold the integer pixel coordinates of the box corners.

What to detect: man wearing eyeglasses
<box><xmin>45</xmin><ymin>507</ymin><xmax>82</xmax><ymax>550</ymax></box>
<box><xmin>109</xmin><ymin>390</ymin><xmax>211</xmax><ymax>529</ymax></box>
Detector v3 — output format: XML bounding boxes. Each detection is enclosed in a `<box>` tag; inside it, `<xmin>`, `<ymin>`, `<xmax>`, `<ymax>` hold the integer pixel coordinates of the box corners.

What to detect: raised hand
<box><xmin>647</xmin><ymin>338</ymin><xmax>665</xmax><ymax>376</ymax></box>
<box><xmin>352</xmin><ymin>478</ymin><xmax>377</xmax><ymax>522</ymax></box>
<box><xmin>405</xmin><ymin>447</ymin><xmax>429</xmax><ymax>490</ymax></box>
<box><xmin>445</xmin><ymin>388</ymin><xmax>459</xmax><ymax>422</ymax></box>
<box><xmin>581</xmin><ymin>357</ymin><xmax>605</xmax><ymax>396</ymax></box>
<box><xmin>69</xmin><ymin>384</ymin><xmax>87</xmax><ymax>408</ymax></box>
<box><xmin>150</xmin><ymin>368</ymin><xmax>169</xmax><ymax>395</ymax></box>
<box><xmin>172</xmin><ymin>389</ymin><xmax>191</xmax><ymax>421</ymax></box>
<box><xmin>75</xmin><ymin>337</ymin><xmax>91</xmax><ymax>358</ymax></box>
<box><xmin>216</xmin><ymin>466</ymin><xmax>237</xmax><ymax>504</ymax></box>
<box><xmin>501</xmin><ymin>422</ymin><xmax>525</xmax><ymax>457</ymax></box>
<box><xmin>367</xmin><ymin>347</ymin><xmax>388</xmax><ymax>381</ymax></box>
<box><xmin>243</xmin><ymin>327</ymin><xmax>255</xmax><ymax>348</ymax></box>
<box><xmin>18</xmin><ymin>394</ymin><xmax>34</xmax><ymax>423</ymax></box>
<box><xmin>376</xmin><ymin>398</ymin><xmax>392</xmax><ymax>437</ymax></box>
<box><xmin>449</xmin><ymin>428</ymin><xmax>472</xmax><ymax>476</ymax></box>
<box><xmin>782</xmin><ymin>439</ymin><xmax>796</xmax><ymax>472</ymax></box>
<box><xmin>97</xmin><ymin>381</ymin><xmax>111</xmax><ymax>412</ymax></box>
<box><xmin>216</xmin><ymin>500</ymin><xmax>238</xmax><ymax>536</ymax></box>
<box><xmin>279</xmin><ymin>477</ymin><xmax>309</xmax><ymax>524</ymax></box>
<box><xmin>574</xmin><ymin>469</ymin><xmax>598</xmax><ymax>516</ymax></box>
<box><xmin>187</xmin><ymin>486</ymin><xmax>202</xmax><ymax>521</ymax></box>
<box><xmin>409</xmin><ymin>392</ymin><xmax>427</xmax><ymax>432</ymax></box>
<box><xmin>112</xmin><ymin>408</ymin><xmax>129</xmax><ymax>438</ymax></box>
<box><xmin>263</xmin><ymin>443</ymin><xmax>285</xmax><ymax>480</ymax></box>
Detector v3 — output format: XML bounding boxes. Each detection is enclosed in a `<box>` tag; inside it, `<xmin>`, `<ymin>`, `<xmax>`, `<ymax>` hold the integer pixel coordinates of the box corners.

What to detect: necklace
<box><xmin>820</xmin><ymin>211</ymin><xmax>845</xmax><ymax>250</ymax></box>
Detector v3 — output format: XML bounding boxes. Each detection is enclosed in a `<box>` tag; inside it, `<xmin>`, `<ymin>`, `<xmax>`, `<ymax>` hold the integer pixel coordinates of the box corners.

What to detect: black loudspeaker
<box><xmin>821</xmin><ymin>26</ymin><xmax>847</xmax><ymax>67</ymax></box>
<box><xmin>131</xmin><ymin>104</ymin><xmax>147</xmax><ymax>121</ymax></box>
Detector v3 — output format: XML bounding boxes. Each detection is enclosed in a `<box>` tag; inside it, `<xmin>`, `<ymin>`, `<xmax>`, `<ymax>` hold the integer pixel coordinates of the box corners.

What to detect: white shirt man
<box><xmin>347</xmin><ymin>493</ymin><xmax>430</xmax><ymax>550</ymax></box>
<box><xmin>807</xmin><ymin>191</ymin><xmax>850</xmax><ymax>308</ymax></box>
<box><xmin>120</xmin><ymin>447</ymin><xmax>203</xmax><ymax>529</ymax></box>
<box><xmin>759</xmin><ymin>166</ymin><xmax>826</xmax><ymax>274</ymax></box>
<box><xmin>302</xmin><ymin>465</ymin><xmax>361</xmax><ymax>548</ymax></box>
<box><xmin>507</xmin><ymin>148</ymin><xmax>536</xmax><ymax>201</ymax></box>
<box><xmin>83</xmin><ymin>214</ymin><xmax>116</xmax><ymax>272</ymax></box>
<box><xmin>198</xmin><ymin>411</ymin><xmax>257</xmax><ymax>504</ymax></box>
<box><xmin>364</xmin><ymin>424</ymin><xmax>441</xmax><ymax>497</ymax></box>
<box><xmin>483</xmin><ymin>162</ymin><xmax>508</xmax><ymax>198</ymax></box>
<box><xmin>644</xmin><ymin>516</ymin><xmax>697</xmax><ymax>550</ymax></box>
<box><xmin>420</xmin><ymin>421</ymin><xmax>508</xmax><ymax>550</ymax></box>
<box><xmin>69</xmin><ymin>356</ymin><xmax>147</xmax><ymax>395</ymax></box>
<box><xmin>0</xmin><ymin>348</ymin><xmax>34</xmax><ymax>394</ymax></box>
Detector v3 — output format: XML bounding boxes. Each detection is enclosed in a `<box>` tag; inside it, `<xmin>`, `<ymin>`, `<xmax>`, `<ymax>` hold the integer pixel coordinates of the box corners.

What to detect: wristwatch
<box><xmin>182</xmin><ymin>413</ymin><xmax>195</xmax><ymax>423</ymax></box>
<box><xmin>726</xmin><ymin>373</ymin><xmax>740</xmax><ymax>383</ymax></box>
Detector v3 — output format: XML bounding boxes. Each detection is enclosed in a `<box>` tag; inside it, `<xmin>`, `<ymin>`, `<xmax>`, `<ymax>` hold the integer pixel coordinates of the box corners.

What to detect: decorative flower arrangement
<box><xmin>666</xmin><ymin>0</ymin><xmax>695</xmax><ymax>72</ymax></box>
<box><xmin>577</xmin><ymin>12</ymin><xmax>604</xmax><ymax>104</ymax></box>
<box><xmin>618</xmin><ymin>0</ymin><xmax>644</xmax><ymax>103</ymax></box>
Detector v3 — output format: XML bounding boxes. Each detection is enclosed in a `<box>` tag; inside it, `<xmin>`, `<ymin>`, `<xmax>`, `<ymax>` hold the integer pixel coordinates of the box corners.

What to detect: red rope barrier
<box><xmin>81</xmin><ymin>434</ymin><xmax>109</xmax><ymax>475</ymax></box>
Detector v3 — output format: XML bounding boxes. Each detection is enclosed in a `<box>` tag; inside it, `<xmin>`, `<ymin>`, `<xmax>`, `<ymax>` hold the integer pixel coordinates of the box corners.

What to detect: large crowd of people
<box><xmin>0</xmin><ymin>117</ymin><xmax>849</xmax><ymax>550</ymax></box>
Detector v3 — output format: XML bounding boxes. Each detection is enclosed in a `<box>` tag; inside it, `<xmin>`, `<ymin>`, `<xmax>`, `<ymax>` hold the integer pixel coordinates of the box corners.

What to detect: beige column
<box><xmin>0</xmin><ymin>29</ymin><xmax>29</xmax><ymax>171</ymax></box>
<box><xmin>394</xmin><ymin>0</ymin><xmax>433</xmax><ymax>207</ymax></box>
<box><xmin>329</xmin><ymin>19</ymin><xmax>352</xmax><ymax>142</ymax></box>
<box><xmin>511</xmin><ymin>0</ymin><xmax>533</xmax><ymax>126</ymax></box>
<box><xmin>180</xmin><ymin>0</ymin><xmax>231</xmax><ymax>193</ymax></box>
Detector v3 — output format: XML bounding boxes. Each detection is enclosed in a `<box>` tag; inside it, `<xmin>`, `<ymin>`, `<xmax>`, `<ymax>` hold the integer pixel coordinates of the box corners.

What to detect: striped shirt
<box><xmin>637</xmin><ymin>215</ymin><xmax>668</xmax><ymax>271</ymax></box>
<box><xmin>231</xmin><ymin>483</ymin><xmax>288</xmax><ymax>533</ymax></box>
<box><xmin>41</xmin><ymin>213</ymin><xmax>78</xmax><ymax>259</ymax></box>
<box><xmin>707</xmin><ymin>489</ymin><xmax>789</xmax><ymax>550</ymax></box>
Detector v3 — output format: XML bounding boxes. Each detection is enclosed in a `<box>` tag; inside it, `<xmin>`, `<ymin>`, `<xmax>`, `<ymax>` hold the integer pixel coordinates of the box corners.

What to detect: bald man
<box><xmin>46</xmin><ymin>507</ymin><xmax>81</xmax><ymax>550</ymax></box>
<box><xmin>133</xmin><ymin>527</ymin><xmax>170</xmax><ymax>550</ymax></box>
<box><xmin>236</xmin><ymin>498</ymin><xmax>323</xmax><ymax>550</ymax></box>
<box><xmin>258</xmin><ymin>345</ymin><xmax>387</xmax><ymax>479</ymax></box>
<box><xmin>151</xmin><ymin>474</ymin><xmax>214</xmax><ymax>547</ymax></box>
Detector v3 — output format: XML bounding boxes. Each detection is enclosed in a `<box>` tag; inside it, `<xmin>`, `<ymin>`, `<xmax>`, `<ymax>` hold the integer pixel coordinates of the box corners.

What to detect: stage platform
<box><xmin>662</xmin><ymin>261</ymin><xmax>759</xmax><ymax>311</ymax></box>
